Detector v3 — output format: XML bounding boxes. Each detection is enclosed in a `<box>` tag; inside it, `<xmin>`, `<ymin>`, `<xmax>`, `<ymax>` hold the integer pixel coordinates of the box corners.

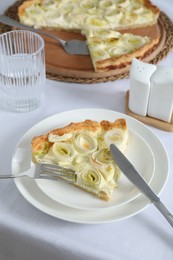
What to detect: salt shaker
<box><xmin>147</xmin><ymin>66</ymin><xmax>173</xmax><ymax>122</ymax></box>
<box><xmin>129</xmin><ymin>58</ymin><xmax>156</xmax><ymax>116</ymax></box>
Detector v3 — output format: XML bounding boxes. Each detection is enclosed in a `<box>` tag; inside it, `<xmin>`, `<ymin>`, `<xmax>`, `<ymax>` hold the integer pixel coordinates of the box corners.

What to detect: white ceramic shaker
<box><xmin>129</xmin><ymin>58</ymin><xmax>156</xmax><ymax>116</ymax></box>
<box><xmin>147</xmin><ymin>66</ymin><xmax>173</xmax><ymax>122</ymax></box>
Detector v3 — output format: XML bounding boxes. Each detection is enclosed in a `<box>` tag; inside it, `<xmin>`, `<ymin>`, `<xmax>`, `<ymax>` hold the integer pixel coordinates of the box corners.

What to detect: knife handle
<box><xmin>153</xmin><ymin>200</ymin><xmax>173</xmax><ymax>228</ymax></box>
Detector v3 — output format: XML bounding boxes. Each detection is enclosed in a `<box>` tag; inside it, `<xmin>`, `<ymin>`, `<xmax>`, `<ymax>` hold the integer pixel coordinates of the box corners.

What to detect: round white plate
<box><xmin>35</xmin><ymin>130</ymin><xmax>155</xmax><ymax>210</ymax></box>
<box><xmin>12</xmin><ymin>109</ymin><xmax>169</xmax><ymax>224</ymax></box>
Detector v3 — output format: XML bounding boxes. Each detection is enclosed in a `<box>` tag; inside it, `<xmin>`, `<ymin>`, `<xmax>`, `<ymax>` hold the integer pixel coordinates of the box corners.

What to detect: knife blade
<box><xmin>110</xmin><ymin>144</ymin><xmax>173</xmax><ymax>228</ymax></box>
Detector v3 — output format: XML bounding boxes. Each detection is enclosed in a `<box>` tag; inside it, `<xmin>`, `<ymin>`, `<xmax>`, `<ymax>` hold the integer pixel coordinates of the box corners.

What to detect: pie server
<box><xmin>110</xmin><ymin>144</ymin><xmax>173</xmax><ymax>228</ymax></box>
<box><xmin>0</xmin><ymin>15</ymin><xmax>89</xmax><ymax>55</ymax></box>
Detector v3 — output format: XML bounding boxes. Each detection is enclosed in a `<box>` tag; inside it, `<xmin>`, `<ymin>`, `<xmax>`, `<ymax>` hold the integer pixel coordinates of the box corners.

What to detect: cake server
<box><xmin>110</xmin><ymin>144</ymin><xmax>173</xmax><ymax>228</ymax></box>
<box><xmin>0</xmin><ymin>15</ymin><xmax>89</xmax><ymax>55</ymax></box>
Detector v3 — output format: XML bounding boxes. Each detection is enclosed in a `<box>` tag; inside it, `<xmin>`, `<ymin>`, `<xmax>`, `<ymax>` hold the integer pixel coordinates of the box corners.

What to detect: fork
<box><xmin>0</xmin><ymin>163</ymin><xmax>77</xmax><ymax>183</ymax></box>
<box><xmin>0</xmin><ymin>15</ymin><xmax>89</xmax><ymax>55</ymax></box>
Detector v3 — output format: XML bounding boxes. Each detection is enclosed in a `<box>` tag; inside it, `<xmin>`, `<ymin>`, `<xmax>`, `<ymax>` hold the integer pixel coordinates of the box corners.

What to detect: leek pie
<box><xmin>32</xmin><ymin>118</ymin><xmax>128</xmax><ymax>201</ymax></box>
<box><xmin>18</xmin><ymin>0</ymin><xmax>160</xmax><ymax>72</ymax></box>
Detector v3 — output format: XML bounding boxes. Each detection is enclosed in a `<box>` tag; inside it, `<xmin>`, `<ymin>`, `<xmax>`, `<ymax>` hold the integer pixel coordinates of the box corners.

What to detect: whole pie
<box><xmin>18</xmin><ymin>0</ymin><xmax>160</xmax><ymax>72</ymax></box>
<box><xmin>32</xmin><ymin>118</ymin><xmax>128</xmax><ymax>201</ymax></box>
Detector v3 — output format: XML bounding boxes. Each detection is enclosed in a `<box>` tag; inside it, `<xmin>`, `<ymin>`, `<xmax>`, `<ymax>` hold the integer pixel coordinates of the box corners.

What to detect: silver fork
<box><xmin>0</xmin><ymin>15</ymin><xmax>89</xmax><ymax>55</ymax></box>
<box><xmin>0</xmin><ymin>163</ymin><xmax>77</xmax><ymax>183</ymax></box>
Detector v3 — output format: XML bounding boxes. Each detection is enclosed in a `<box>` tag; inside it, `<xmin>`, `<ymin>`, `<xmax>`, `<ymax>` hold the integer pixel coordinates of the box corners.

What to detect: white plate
<box><xmin>12</xmin><ymin>109</ymin><xmax>169</xmax><ymax>224</ymax></box>
<box><xmin>35</xmin><ymin>130</ymin><xmax>155</xmax><ymax>210</ymax></box>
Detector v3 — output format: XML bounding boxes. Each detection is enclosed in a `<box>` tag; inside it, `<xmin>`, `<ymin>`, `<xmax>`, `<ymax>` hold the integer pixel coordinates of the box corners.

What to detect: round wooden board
<box><xmin>3</xmin><ymin>1</ymin><xmax>173</xmax><ymax>83</ymax></box>
<box><xmin>43</xmin><ymin>18</ymin><xmax>166</xmax><ymax>79</ymax></box>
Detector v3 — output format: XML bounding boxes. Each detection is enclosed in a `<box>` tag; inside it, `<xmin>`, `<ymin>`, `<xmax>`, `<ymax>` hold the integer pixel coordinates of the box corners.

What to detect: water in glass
<box><xmin>0</xmin><ymin>30</ymin><xmax>45</xmax><ymax>112</ymax></box>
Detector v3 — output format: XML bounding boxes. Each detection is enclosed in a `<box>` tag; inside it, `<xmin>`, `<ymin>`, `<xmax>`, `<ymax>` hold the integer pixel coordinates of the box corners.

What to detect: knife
<box><xmin>110</xmin><ymin>144</ymin><xmax>173</xmax><ymax>228</ymax></box>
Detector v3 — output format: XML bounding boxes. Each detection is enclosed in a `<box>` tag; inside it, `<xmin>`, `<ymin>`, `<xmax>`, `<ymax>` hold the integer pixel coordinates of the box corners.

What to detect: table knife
<box><xmin>110</xmin><ymin>144</ymin><xmax>173</xmax><ymax>228</ymax></box>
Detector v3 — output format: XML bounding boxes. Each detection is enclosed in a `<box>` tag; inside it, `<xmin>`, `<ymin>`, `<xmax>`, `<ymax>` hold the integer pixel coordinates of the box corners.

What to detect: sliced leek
<box><xmin>123</xmin><ymin>34</ymin><xmax>150</xmax><ymax>50</ymax></box>
<box><xmin>50</xmin><ymin>142</ymin><xmax>77</xmax><ymax>165</ymax></box>
<box><xmin>72</xmin><ymin>132</ymin><xmax>98</xmax><ymax>154</ymax></box>
<box><xmin>91</xmin><ymin>148</ymin><xmax>114</xmax><ymax>165</ymax></box>
<box><xmin>77</xmin><ymin>166</ymin><xmax>106</xmax><ymax>190</ymax></box>
<box><xmin>102</xmin><ymin>129</ymin><xmax>128</xmax><ymax>152</ymax></box>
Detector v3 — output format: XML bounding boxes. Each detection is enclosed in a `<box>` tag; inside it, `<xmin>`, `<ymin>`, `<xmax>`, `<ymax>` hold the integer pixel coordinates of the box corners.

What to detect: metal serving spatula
<box><xmin>110</xmin><ymin>144</ymin><xmax>173</xmax><ymax>228</ymax></box>
<box><xmin>0</xmin><ymin>15</ymin><xmax>89</xmax><ymax>55</ymax></box>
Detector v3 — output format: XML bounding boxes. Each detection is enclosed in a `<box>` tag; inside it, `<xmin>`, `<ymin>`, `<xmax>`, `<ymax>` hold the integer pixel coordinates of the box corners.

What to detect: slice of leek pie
<box><xmin>84</xmin><ymin>28</ymin><xmax>159</xmax><ymax>72</ymax></box>
<box><xmin>32</xmin><ymin>118</ymin><xmax>128</xmax><ymax>201</ymax></box>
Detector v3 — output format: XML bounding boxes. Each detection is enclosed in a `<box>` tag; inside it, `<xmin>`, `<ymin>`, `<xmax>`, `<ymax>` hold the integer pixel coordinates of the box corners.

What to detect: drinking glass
<box><xmin>0</xmin><ymin>30</ymin><xmax>45</xmax><ymax>112</ymax></box>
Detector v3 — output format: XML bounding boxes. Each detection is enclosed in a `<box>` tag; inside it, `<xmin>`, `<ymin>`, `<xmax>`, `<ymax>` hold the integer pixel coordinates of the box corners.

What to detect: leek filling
<box><xmin>87</xmin><ymin>31</ymin><xmax>150</xmax><ymax>62</ymax></box>
<box><xmin>20</xmin><ymin>0</ymin><xmax>156</xmax><ymax>30</ymax></box>
<box><xmin>39</xmin><ymin>127</ymin><xmax>128</xmax><ymax>196</ymax></box>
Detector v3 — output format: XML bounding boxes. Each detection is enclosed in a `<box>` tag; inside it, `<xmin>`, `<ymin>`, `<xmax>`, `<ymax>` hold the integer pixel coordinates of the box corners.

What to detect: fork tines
<box><xmin>40</xmin><ymin>163</ymin><xmax>77</xmax><ymax>183</ymax></box>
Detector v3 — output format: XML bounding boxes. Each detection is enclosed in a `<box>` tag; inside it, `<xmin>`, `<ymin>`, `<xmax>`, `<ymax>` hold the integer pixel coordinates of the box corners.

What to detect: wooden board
<box><xmin>126</xmin><ymin>91</ymin><xmax>173</xmax><ymax>132</ymax></box>
<box><xmin>41</xmin><ymin>18</ymin><xmax>166</xmax><ymax>79</ymax></box>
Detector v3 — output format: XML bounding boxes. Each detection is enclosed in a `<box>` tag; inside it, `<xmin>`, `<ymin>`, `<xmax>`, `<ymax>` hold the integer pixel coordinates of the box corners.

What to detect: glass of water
<box><xmin>0</xmin><ymin>30</ymin><xmax>45</xmax><ymax>112</ymax></box>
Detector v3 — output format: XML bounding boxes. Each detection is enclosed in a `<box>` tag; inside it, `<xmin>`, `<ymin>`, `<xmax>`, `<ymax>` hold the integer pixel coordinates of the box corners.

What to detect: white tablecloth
<box><xmin>0</xmin><ymin>1</ymin><xmax>173</xmax><ymax>259</ymax></box>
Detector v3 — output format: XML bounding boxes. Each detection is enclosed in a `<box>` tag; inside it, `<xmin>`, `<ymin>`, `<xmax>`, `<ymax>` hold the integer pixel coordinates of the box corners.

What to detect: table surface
<box><xmin>0</xmin><ymin>1</ymin><xmax>173</xmax><ymax>260</ymax></box>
